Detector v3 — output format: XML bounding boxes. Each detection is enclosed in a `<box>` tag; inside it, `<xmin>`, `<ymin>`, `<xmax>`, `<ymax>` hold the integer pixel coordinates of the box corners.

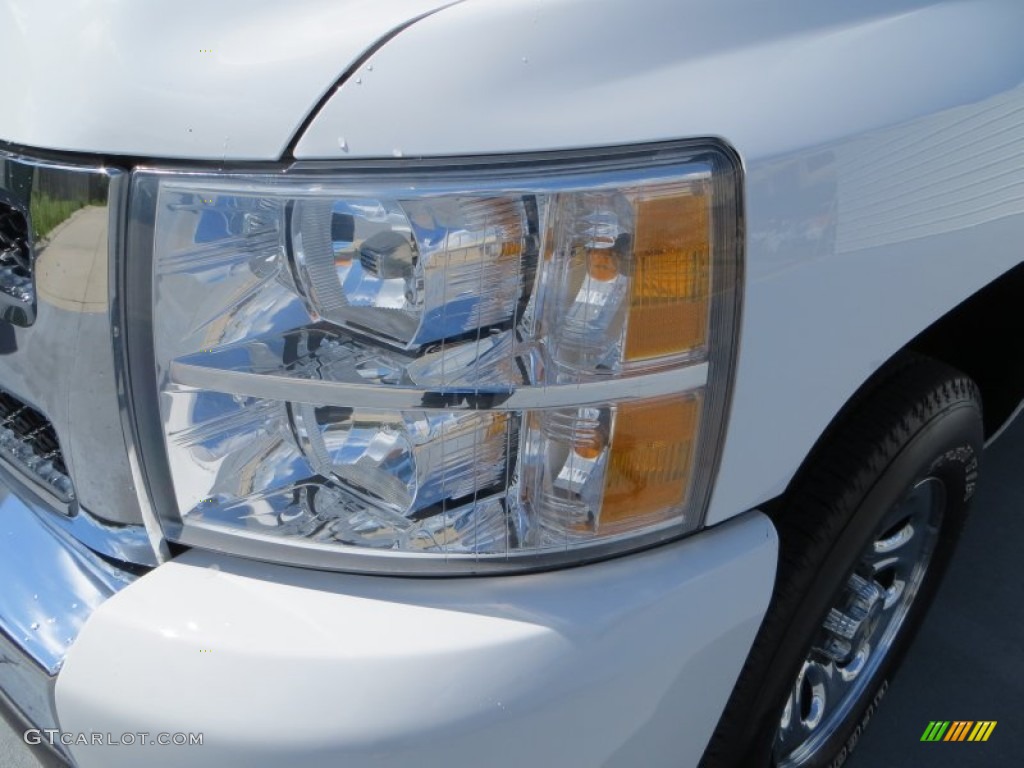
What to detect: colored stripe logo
<box><xmin>921</xmin><ymin>721</ymin><xmax>996</xmax><ymax>742</ymax></box>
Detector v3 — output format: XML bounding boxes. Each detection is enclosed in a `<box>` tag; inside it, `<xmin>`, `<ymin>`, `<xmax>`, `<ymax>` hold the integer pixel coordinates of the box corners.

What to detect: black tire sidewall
<box><xmin>744</xmin><ymin>401</ymin><xmax>982</xmax><ymax>768</ymax></box>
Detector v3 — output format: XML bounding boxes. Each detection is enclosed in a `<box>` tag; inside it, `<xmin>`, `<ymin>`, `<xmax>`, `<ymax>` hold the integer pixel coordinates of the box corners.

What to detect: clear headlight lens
<box><xmin>127</xmin><ymin>143</ymin><xmax>741</xmax><ymax>573</ymax></box>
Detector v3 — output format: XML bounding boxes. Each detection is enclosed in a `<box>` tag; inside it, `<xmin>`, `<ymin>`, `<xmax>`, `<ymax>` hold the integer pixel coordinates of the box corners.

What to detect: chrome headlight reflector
<box><xmin>126</xmin><ymin>143</ymin><xmax>742</xmax><ymax>573</ymax></box>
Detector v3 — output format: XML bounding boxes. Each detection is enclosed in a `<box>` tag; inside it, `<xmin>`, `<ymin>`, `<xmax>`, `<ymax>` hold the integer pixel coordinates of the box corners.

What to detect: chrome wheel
<box><xmin>774</xmin><ymin>477</ymin><xmax>946</xmax><ymax>767</ymax></box>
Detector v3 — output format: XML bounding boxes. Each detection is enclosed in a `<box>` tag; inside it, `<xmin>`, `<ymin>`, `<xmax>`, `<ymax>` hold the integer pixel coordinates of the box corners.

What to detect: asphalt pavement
<box><xmin>2</xmin><ymin>417</ymin><xmax>1022</xmax><ymax>768</ymax></box>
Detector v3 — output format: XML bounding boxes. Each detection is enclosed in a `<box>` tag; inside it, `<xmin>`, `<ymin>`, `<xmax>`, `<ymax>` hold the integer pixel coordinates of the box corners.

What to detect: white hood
<box><xmin>0</xmin><ymin>0</ymin><xmax>456</xmax><ymax>160</ymax></box>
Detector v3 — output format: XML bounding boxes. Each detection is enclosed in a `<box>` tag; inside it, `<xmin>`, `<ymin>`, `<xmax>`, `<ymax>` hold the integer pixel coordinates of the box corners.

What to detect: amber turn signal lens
<box><xmin>598</xmin><ymin>394</ymin><xmax>701</xmax><ymax>532</ymax></box>
<box><xmin>625</xmin><ymin>189</ymin><xmax>710</xmax><ymax>361</ymax></box>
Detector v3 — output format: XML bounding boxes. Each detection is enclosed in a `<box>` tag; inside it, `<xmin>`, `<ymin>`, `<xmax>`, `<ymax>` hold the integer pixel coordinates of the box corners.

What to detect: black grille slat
<box><xmin>0</xmin><ymin>204</ymin><xmax>31</xmax><ymax>272</ymax></box>
<box><xmin>0</xmin><ymin>201</ymin><xmax>35</xmax><ymax>325</ymax></box>
<box><xmin>0</xmin><ymin>390</ymin><xmax>73</xmax><ymax>502</ymax></box>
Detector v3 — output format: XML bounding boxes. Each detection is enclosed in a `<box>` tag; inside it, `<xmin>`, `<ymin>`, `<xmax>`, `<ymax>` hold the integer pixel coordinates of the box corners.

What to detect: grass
<box><xmin>29</xmin><ymin>192</ymin><xmax>88</xmax><ymax>241</ymax></box>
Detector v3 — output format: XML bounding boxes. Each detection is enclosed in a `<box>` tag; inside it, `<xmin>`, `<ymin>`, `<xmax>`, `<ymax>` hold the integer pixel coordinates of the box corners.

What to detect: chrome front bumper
<box><xmin>0</xmin><ymin>466</ymin><xmax>139</xmax><ymax>765</ymax></box>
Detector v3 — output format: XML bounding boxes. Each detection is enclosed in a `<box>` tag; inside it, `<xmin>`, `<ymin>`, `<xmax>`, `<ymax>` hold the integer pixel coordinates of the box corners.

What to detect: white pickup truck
<box><xmin>1</xmin><ymin>1</ymin><xmax>1022</xmax><ymax>767</ymax></box>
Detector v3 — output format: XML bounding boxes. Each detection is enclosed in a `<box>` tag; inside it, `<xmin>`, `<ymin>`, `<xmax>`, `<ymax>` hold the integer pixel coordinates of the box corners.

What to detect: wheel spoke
<box><xmin>882</xmin><ymin>579</ymin><xmax>906</xmax><ymax>610</ymax></box>
<box><xmin>837</xmin><ymin>642</ymin><xmax>870</xmax><ymax>682</ymax></box>
<box><xmin>874</xmin><ymin>519</ymin><xmax>915</xmax><ymax>554</ymax></box>
<box><xmin>818</xmin><ymin>661</ymin><xmax>851</xmax><ymax>720</ymax></box>
<box><xmin>801</xmin><ymin>661</ymin><xmax>830</xmax><ymax>730</ymax></box>
<box><xmin>863</xmin><ymin>553</ymin><xmax>899</xmax><ymax>573</ymax></box>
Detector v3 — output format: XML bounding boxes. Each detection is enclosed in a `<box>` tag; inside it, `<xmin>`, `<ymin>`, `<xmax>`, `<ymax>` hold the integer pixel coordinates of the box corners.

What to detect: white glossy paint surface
<box><xmin>294</xmin><ymin>0</ymin><xmax>1024</xmax><ymax>523</ymax></box>
<box><xmin>0</xmin><ymin>0</ymin><xmax>456</xmax><ymax>160</ymax></box>
<box><xmin>56</xmin><ymin>513</ymin><xmax>776</xmax><ymax>768</ymax></box>
<box><xmin>294</xmin><ymin>0</ymin><xmax>1022</xmax><ymax>161</ymax></box>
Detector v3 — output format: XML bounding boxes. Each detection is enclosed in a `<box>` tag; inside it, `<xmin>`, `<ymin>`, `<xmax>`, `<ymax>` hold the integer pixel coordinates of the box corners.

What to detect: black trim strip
<box><xmin>282</xmin><ymin>2</ymin><xmax>463</xmax><ymax>161</ymax></box>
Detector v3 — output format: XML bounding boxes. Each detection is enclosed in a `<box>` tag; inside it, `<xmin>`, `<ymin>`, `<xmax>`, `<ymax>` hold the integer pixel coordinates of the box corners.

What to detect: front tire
<box><xmin>701</xmin><ymin>357</ymin><xmax>983</xmax><ymax>768</ymax></box>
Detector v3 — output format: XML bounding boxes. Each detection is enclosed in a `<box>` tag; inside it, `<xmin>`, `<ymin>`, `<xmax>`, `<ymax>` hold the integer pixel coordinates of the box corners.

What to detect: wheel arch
<box><xmin>762</xmin><ymin>262</ymin><xmax>1024</xmax><ymax>520</ymax></box>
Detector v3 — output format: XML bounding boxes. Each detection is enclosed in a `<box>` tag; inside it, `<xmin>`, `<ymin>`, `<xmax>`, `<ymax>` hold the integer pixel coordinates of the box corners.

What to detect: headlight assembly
<box><xmin>124</xmin><ymin>142</ymin><xmax>742</xmax><ymax>573</ymax></box>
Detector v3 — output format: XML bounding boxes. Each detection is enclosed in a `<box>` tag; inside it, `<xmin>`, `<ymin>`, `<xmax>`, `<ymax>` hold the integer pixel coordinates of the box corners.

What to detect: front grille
<box><xmin>0</xmin><ymin>389</ymin><xmax>74</xmax><ymax>503</ymax></box>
